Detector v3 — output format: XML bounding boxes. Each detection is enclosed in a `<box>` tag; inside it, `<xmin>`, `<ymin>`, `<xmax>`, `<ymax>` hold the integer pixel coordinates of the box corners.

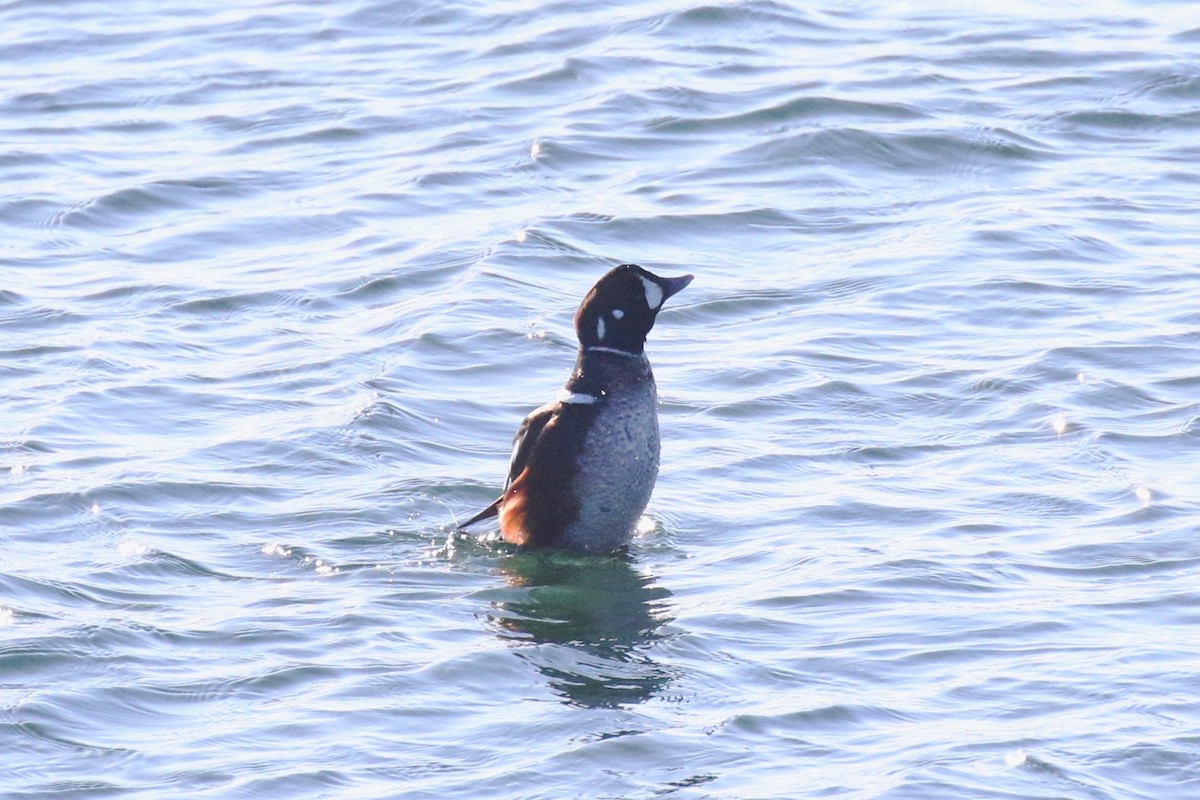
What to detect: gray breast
<box><xmin>561</xmin><ymin>360</ymin><xmax>660</xmax><ymax>552</ymax></box>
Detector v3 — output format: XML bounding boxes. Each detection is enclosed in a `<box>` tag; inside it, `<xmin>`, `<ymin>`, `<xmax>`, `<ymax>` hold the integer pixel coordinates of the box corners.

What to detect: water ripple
<box><xmin>3</xmin><ymin>0</ymin><xmax>1200</xmax><ymax>798</ymax></box>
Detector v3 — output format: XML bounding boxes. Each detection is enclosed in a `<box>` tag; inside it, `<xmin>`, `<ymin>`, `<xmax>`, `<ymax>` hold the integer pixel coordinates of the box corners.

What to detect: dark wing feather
<box><xmin>457</xmin><ymin>402</ymin><xmax>555</xmax><ymax>530</ymax></box>
<box><xmin>505</xmin><ymin>404</ymin><xmax>587</xmax><ymax>547</ymax></box>
<box><xmin>456</xmin><ymin>496</ymin><xmax>500</xmax><ymax>530</ymax></box>
<box><xmin>504</xmin><ymin>402</ymin><xmax>554</xmax><ymax>488</ymax></box>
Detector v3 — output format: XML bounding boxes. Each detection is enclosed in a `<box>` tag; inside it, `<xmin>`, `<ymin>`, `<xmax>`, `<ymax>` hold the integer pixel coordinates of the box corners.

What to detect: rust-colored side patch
<box><xmin>499</xmin><ymin>467</ymin><xmax>530</xmax><ymax>546</ymax></box>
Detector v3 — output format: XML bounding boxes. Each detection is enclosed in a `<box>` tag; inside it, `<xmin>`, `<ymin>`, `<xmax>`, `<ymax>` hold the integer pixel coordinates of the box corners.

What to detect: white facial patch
<box><xmin>640</xmin><ymin>276</ymin><xmax>663</xmax><ymax>309</ymax></box>
<box><xmin>556</xmin><ymin>388</ymin><xmax>598</xmax><ymax>405</ymax></box>
<box><xmin>596</xmin><ymin>317</ymin><xmax>606</xmax><ymax>340</ymax></box>
<box><xmin>612</xmin><ymin>308</ymin><xmax>624</xmax><ymax>319</ymax></box>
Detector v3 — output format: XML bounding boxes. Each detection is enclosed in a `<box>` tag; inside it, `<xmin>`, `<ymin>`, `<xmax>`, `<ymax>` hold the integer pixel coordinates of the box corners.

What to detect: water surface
<box><xmin>2</xmin><ymin>1</ymin><xmax>1199</xmax><ymax>798</ymax></box>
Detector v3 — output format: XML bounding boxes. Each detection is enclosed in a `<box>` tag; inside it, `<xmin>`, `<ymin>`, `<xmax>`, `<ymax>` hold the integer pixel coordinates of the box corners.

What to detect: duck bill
<box><xmin>657</xmin><ymin>273</ymin><xmax>694</xmax><ymax>302</ymax></box>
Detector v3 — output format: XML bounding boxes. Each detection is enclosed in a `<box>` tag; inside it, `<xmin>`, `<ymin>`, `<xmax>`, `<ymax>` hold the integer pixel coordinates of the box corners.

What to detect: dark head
<box><xmin>573</xmin><ymin>264</ymin><xmax>693</xmax><ymax>355</ymax></box>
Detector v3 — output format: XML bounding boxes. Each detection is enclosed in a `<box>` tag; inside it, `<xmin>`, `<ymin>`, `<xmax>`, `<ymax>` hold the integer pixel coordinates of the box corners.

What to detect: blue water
<box><xmin>3</xmin><ymin>1</ymin><xmax>1200</xmax><ymax>797</ymax></box>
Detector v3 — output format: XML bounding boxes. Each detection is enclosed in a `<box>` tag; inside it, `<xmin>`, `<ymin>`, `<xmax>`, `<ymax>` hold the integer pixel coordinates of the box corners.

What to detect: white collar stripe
<box><xmin>556</xmin><ymin>388</ymin><xmax>599</xmax><ymax>404</ymax></box>
<box><xmin>586</xmin><ymin>346</ymin><xmax>640</xmax><ymax>359</ymax></box>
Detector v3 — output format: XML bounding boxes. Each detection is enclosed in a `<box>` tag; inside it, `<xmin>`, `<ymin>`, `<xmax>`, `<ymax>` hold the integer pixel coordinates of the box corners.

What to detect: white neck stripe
<box><xmin>586</xmin><ymin>346</ymin><xmax>641</xmax><ymax>359</ymax></box>
<box><xmin>556</xmin><ymin>388</ymin><xmax>599</xmax><ymax>405</ymax></box>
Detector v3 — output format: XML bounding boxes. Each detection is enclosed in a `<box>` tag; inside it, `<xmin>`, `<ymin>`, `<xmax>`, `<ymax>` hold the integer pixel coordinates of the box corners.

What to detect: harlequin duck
<box><xmin>459</xmin><ymin>264</ymin><xmax>693</xmax><ymax>553</ymax></box>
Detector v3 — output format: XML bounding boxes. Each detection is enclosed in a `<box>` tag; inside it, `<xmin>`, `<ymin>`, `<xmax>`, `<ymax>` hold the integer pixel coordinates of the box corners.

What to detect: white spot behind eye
<box><xmin>640</xmin><ymin>276</ymin><xmax>663</xmax><ymax>309</ymax></box>
<box><xmin>612</xmin><ymin>308</ymin><xmax>624</xmax><ymax>319</ymax></box>
<box><xmin>597</xmin><ymin>317</ymin><xmax>606</xmax><ymax>340</ymax></box>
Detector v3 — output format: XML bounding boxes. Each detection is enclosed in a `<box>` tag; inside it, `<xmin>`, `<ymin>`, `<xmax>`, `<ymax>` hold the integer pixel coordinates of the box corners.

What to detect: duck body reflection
<box><xmin>479</xmin><ymin>550</ymin><xmax>677</xmax><ymax>708</ymax></box>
